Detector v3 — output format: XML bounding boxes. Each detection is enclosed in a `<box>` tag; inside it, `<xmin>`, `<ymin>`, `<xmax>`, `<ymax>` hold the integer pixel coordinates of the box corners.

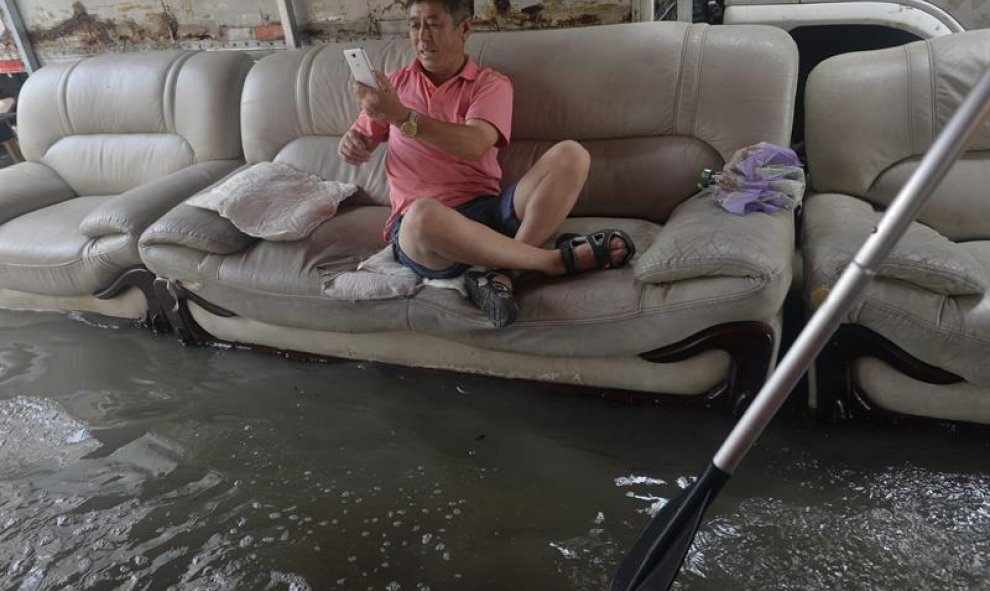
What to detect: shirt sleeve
<box><xmin>349</xmin><ymin>110</ymin><xmax>389</xmax><ymax>143</ymax></box>
<box><xmin>466</xmin><ymin>71</ymin><xmax>513</xmax><ymax>148</ymax></box>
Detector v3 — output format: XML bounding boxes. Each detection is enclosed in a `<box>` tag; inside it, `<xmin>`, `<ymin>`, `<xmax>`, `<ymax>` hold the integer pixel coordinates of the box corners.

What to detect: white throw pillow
<box><xmin>186</xmin><ymin>162</ymin><xmax>358</xmax><ymax>241</ymax></box>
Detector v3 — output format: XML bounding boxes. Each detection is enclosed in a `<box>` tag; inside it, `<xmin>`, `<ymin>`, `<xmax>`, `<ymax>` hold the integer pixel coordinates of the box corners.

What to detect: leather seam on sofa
<box><xmin>854</xmin><ymin>293</ymin><xmax>990</xmax><ymax>348</ymax></box>
<box><xmin>0</xmin><ymin>241</ymin><xmax>133</xmax><ymax>270</ymax></box>
<box><xmin>636</xmin><ymin>259</ymin><xmax>772</xmax><ymax>280</ymax></box>
<box><xmin>926</xmin><ymin>40</ymin><xmax>938</xmax><ymax>138</ymax></box>
<box><xmin>57</xmin><ymin>61</ymin><xmax>80</xmax><ymax>137</ymax></box>
<box><xmin>299</xmin><ymin>48</ymin><xmax>318</xmax><ymax>136</ymax></box>
<box><xmin>162</xmin><ymin>51</ymin><xmax>195</xmax><ymax>136</ymax></box>
<box><xmin>688</xmin><ymin>26</ymin><xmax>709</xmax><ymax>137</ymax></box>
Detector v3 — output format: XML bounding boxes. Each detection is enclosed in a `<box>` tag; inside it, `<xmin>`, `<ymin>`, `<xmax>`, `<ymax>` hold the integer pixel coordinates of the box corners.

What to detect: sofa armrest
<box><xmin>634</xmin><ymin>194</ymin><xmax>795</xmax><ymax>283</ymax></box>
<box><xmin>79</xmin><ymin>159</ymin><xmax>243</xmax><ymax>239</ymax></box>
<box><xmin>140</xmin><ymin>203</ymin><xmax>256</xmax><ymax>255</ymax></box>
<box><xmin>803</xmin><ymin>193</ymin><xmax>988</xmax><ymax>296</ymax></box>
<box><xmin>0</xmin><ymin>162</ymin><xmax>77</xmax><ymax>225</ymax></box>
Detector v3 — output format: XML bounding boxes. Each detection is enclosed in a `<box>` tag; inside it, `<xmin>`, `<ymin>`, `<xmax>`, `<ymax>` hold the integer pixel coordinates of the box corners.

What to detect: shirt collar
<box><xmin>411</xmin><ymin>55</ymin><xmax>480</xmax><ymax>82</ymax></box>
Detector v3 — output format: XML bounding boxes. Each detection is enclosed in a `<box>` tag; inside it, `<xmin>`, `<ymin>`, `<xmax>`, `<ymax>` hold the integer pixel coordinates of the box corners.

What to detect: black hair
<box><xmin>405</xmin><ymin>0</ymin><xmax>472</xmax><ymax>24</ymax></box>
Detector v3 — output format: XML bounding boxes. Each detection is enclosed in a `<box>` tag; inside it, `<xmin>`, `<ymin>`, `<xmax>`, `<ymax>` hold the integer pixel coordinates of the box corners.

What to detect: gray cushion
<box><xmin>634</xmin><ymin>193</ymin><xmax>795</xmax><ymax>284</ymax></box>
<box><xmin>140</xmin><ymin>203</ymin><xmax>257</xmax><ymax>256</ymax></box>
<box><xmin>804</xmin><ymin>194</ymin><xmax>989</xmax><ymax>296</ymax></box>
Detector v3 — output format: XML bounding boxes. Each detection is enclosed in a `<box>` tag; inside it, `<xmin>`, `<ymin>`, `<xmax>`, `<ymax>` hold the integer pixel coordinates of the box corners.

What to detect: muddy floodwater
<box><xmin>1</xmin><ymin>310</ymin><xmax>988</xmax><ymax>590</ymax></box>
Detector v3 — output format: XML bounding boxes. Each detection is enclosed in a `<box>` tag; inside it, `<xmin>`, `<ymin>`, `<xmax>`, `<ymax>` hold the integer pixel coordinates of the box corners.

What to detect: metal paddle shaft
<box><xmin>612</xmin><ymin>65</ymin><xmax>990</xmax><ymax>591</ymax></box>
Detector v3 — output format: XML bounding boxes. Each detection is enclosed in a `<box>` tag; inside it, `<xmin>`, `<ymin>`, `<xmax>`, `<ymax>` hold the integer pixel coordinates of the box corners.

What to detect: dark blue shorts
<box><xmin>390</xmin><ymin>183</ymin><xmax>521</xmax><ymax>280</ymax></box>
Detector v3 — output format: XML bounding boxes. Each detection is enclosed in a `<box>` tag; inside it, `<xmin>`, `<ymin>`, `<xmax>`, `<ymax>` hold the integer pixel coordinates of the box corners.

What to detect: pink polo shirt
<box><xmin>349</xmin><ymin>57</ymin><xmax>513</xmax><ymax>238</ymax></box>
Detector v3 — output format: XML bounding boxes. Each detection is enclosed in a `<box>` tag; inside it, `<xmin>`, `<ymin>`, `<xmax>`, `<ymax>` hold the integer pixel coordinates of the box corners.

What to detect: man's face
<box><xmin>408</xmin><ymin>1</ymin><xmax>469</xmax><ymax>79</ymax></box>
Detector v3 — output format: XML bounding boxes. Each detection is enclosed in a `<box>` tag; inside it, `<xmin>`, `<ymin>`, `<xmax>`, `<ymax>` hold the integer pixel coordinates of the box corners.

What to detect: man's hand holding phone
<box><xmin>353</xmin><ymin>72</ymin><xmax>408</xmax><ymax>126</ymax></box>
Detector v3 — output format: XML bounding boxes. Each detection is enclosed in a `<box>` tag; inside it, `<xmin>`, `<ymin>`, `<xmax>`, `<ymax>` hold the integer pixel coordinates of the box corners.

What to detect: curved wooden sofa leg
<box><xmin>152</xmin><ymin>277</ymin><xmax>236</xmax><ymax>346</ymax></box>
<box><xmin>639</xmin><ymin>321</ymin><xmax>775</xmax><ymax>414</ymax></box>
<box><xmin>815</xmin><ymin>324</ymin><xmax>964</xmax><ymax>423</ymax></box>
<box><xmin>93</xmin><ymin>266</ymin><xmax>170</xmax><ymax>333</ymax></box>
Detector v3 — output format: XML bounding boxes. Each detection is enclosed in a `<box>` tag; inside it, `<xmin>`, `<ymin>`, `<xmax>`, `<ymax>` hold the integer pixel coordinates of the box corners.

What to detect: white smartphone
<box><xmin>344</xmin><ymin>48</ymin><xmax>380</xmax><ymax>89</ymax></box>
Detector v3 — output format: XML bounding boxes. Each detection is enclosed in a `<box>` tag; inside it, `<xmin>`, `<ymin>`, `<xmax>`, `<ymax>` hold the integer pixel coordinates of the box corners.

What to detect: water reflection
<box><xmin>0</xmin><ymin>310</ymin><xmax>987</xmax><ymax>590</ymax></box>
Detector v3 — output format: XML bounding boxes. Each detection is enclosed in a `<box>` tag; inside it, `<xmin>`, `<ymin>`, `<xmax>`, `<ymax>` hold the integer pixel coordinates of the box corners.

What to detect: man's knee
<box><xmin>401</xmin><ymin>199</ymin><xmax>443</xmax><ymax>236</ymax></box>
<box><xmin>546</xmin><ymin>140</ymin><xmax>591</xmax><ymax>178</ymax></box>
<box><xmin>398</xmin><ymin>199</ymin><xmax>446</xmax><ymax>253</ymax></box>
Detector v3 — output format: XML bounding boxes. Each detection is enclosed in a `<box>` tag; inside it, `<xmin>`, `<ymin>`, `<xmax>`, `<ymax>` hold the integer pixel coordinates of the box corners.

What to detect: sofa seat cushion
<box><xmin>141</xmin><ymin>210</ymin><xmax>791</xmax><ymax>353</ymax></box>
<box><xmin>804</xmin><ymin>198</ymin><xmax>990</xmax><ymax>385</ymax></box>
<box><xmin>0</xmin><ymin>196</ymin><xmax>139</xmax><ymax>296</ymax></box>
<box><xmin>410</xmin><ymin>259</ymin><xmax>786</xmax><ymax>358</ymax></box>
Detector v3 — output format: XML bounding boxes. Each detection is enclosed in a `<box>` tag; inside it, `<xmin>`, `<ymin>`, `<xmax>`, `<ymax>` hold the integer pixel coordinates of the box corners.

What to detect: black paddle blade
<box><xmin>610</xmin><ymin>463</ymin><xmax>731</xmax><ymax>591</ymax></box>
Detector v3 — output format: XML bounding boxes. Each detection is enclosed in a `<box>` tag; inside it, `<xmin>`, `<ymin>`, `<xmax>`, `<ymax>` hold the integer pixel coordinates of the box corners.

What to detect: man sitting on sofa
<box><xmin>339</xmin><ymin>0</ymin><xmax>634</xmax><ymax>327</ymax></box>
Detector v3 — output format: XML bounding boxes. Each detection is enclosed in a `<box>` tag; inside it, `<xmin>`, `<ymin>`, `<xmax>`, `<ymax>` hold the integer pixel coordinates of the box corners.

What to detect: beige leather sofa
<box><xmin>803</xmin><ymin>30</ymin><xmax>990</xmax><ymax>424</ymax></box>
<box><xmin>0</xmin><ymin>50</ymin><xmax>251</xmax><ymax>328</ymax></box>
<box><xmin>140</xmin><ymin>22</ymin><xmax>799</xmax><ymax>407</ymax></box>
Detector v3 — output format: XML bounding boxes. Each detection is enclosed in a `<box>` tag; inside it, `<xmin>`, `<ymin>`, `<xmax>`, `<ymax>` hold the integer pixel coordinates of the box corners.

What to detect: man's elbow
<box><xmin>462</xmin><ymin>137</ymin><xmax>496</xmax><ymax>161</ymax></box>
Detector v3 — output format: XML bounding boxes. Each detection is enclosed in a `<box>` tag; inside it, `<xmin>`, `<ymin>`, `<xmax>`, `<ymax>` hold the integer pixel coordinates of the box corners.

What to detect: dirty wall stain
<box><xmin>14</xmin><ymin>0</ymin><xmax>633</xmax><ymax>62</ymax></box>
<box><xmin>471</xmin><ymin>0</ymin><xmax>630</xmax><ymax>32</ymax></box>
<box><xmin>17</xmin><ymin>0</ymin><xmax>286</xmax><ymax>59</ymax></box>
<box><xmin>23</xmin><ymin>0</ymin><xmax>194</xmax><ymax>51</ymax></box>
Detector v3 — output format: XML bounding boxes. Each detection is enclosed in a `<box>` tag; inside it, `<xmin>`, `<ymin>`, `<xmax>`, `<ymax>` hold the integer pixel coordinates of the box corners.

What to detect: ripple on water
<box><xmin>0</xmin><ymin>396</ymin><xmax>308</xmax><ymax>590</ymax></box>
<box><xmin>0</xmin><ymin>396</ymin><xmax>100</xmax><ymax>476</ymax></box>
<box><xmin>0</xmin><ymin>342</ymin><xmax>49</xmax><ymax>385</ymax></box>
<box><xmin>676</xmin><ymin>467</ymin><xmax>990</xmax><ymax>591</ymax></box>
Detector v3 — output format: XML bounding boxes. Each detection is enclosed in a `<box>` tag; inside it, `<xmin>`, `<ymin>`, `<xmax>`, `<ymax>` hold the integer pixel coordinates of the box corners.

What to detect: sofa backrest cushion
<box><xmin>241</xmin><ymin>22</ymin><xmax>798</xmax><ymax>223</ymax></box>
<box><xmin>17</xmin><ymin>50</ymin><xmax>252</xmax><ymax>196</ymax></box>
<box><xmin>806</xmin><ymin>30</ymin><xmax>990</xmax><ymax>241</ymax></box>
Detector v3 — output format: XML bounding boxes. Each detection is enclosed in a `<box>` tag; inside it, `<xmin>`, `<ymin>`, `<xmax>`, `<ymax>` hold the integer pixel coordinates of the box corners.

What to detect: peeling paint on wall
<box><xmin>12</xmin><ymin>0</ymin><xmax>633</xmax><ymax>63</ymax></box>
<box><xmin>294</xmin><ymin>0</ymin><xmax>630</xmax><ymax>42</ymax></box>
<box><xmin>17</xmin><ymin>0</ymin><xmax>287</xmax><ymax>61</ymax></box>
<box><xmin>0</xmin><ymin>6</ymin><xmax>20</xmax><ymax>66</ymax></box>
<box><xmin>472</xmin><ymin>0</ymin><xmax>630</xmax><ymax>31</ymax></box>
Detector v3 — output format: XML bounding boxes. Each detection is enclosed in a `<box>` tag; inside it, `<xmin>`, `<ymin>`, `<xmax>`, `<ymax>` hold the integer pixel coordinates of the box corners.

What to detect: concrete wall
<box><xmin>2</xmin><ymin>0</ymin><xmax>631</xmax><ymax>66</ymax></box>
<box><xmin>2</xmin><ymin>0</ymin><xmax>985</xmax><ymax>71</ymax></box>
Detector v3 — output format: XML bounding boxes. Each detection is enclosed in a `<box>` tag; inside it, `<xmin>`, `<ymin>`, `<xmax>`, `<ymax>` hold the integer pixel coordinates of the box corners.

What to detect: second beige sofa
<box><xmin>140</xmin><ymin>21</ymin><xmax>800</xmax><ymax>407</ymax></box>
<box><xmin>803</xmin><ymin>30</ymin><xmax>990</xmax><ymax>424</ymax></box>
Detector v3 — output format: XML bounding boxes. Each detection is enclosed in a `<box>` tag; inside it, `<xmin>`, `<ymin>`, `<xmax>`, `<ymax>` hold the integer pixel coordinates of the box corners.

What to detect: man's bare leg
<box><xmin>398</xmin><ymin>140</ymin><xmax>631</xmax><ymax>277</ymax></box>
<box><xmin>511</xmin><ymin>140</ymin><xmax>590</xmax><ymax>247</ymax></box>
<box><xmin>512</xmin><ymin>140</ymin><xmax>630</xmax><ymax>267</ymax></box>
<box><xmin>397</xmin><ymin>199</ymin><xmax>560</xmax><ymax>273</ymax></box>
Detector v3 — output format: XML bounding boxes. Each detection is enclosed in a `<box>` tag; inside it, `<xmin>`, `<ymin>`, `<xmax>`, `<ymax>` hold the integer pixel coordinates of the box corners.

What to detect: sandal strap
<box><xmin>555</xmin><ymin>229</ymin><xmax>636</xmax><ymax>275</ymax></box>
<box><xmin>559</xmin><ymin>241</ymin><xmax>581</xmax><ymax>276</ymax></box>
<box><xmin>587</xmin><ymin>231</ymin><xmax>612</xmax><ymax>268</ymax></box>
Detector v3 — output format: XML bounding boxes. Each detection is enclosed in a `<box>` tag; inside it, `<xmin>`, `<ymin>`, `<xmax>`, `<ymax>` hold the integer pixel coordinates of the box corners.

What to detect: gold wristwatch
<box><xmin>399</xmin><ymin>110</ymin><xmax>419</xmax><ymax>138</ymax></box>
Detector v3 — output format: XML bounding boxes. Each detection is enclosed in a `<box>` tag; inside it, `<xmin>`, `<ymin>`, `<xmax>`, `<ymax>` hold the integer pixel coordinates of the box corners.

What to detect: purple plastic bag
<box><xmin>704</xmin><ymin>143</ymin><xmax>806</xmax><ymax>215</ymax></box>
